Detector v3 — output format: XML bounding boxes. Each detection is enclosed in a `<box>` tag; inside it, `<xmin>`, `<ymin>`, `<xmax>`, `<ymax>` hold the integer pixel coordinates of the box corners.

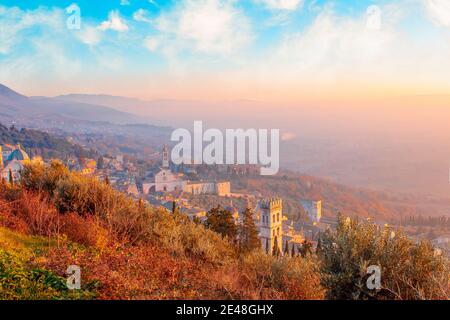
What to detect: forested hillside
<box><xmin>231</xmin><ymin>172</ymin><xmax>450</xmax><ymax>221</ymax></box>
<box><xmin>0</xmin><ymin>123</ymin><xmax>97</xmax><ymax>160</ymax></box>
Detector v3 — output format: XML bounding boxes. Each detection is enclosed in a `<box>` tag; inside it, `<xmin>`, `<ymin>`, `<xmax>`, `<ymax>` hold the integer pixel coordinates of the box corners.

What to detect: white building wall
<box><xmin>1</xmin><ymin>160</ymin><xmax>24</xmax><ymax>183</ymax></box>
<box><xmin>300</xmin><ymin>200</ymin><xmax>322</xmax><ymax>223</ymax></box>
<box><xmin>154</xmin><ymin>168</ymin><xmax>186</xmax><ymax>192</ymax></box>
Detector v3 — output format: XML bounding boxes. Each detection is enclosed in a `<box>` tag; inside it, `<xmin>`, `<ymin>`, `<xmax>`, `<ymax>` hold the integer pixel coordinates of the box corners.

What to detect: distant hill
<box><xmin>55</xmin><ymin>94</ymin><xmax>194</xmax><ymax>126</ymax></box>
<box><xmin>0</xmin><ymin>83</ymin><xmax>28</xmax><ymax>101</ymax></box>
<box><xmin>0</xmin><ymin>83</ymin><xmax>149</xmax><ymax>127</ymax></box>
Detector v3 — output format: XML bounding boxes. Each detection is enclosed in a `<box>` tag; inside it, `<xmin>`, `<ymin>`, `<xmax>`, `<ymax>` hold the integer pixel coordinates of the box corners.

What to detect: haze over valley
<box><xmin>54</xmin><ymin>91</ymin><xmax>450</xmax><ymax>198</ymax></box>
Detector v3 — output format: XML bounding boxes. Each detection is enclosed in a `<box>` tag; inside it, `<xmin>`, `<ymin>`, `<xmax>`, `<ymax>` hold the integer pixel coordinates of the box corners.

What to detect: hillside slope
<box><xmin>0</xmin><ymin>163</ymin><xmax>325</xmax><ymax>300</ymax></box>
<box><xmin>231</xmin><ymin>172</ymin><xmax>450</xmax><ymax>221</ymax></box>
<box><xmin>0</xmin><ymin>83</ymin><xmax>147</xmax><ymax>126</ymax></box>
<box><xmin>0</xmin><ymin>123</ymin><xmax>97</xmax><ymax>160</ymax></box>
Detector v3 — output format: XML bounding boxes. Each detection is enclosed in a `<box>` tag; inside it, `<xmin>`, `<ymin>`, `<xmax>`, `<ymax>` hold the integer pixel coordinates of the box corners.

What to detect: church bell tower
<box><xmin>162</xmin><ymin>145</ymin><xmax>169</xmax><ymax>168</ymax></box>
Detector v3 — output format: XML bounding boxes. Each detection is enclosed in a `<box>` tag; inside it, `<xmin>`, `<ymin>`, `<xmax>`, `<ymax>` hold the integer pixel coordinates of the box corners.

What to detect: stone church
<box><xmin>0</xmin><ymin>144</ymin><xmax>31</xmax><ymax>183</ymax></box>
<box><xmin>143</xmin><ymin>145</ymin><xmax>230</xmax><ymax>196</ymax></box>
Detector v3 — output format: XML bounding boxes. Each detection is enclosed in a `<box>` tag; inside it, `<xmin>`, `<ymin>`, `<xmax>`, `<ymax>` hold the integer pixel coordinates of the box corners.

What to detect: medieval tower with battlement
<box><xmin>259</xmin><ymin>198</ymin><xmax>283</xmax><ymax>254</ymax></box>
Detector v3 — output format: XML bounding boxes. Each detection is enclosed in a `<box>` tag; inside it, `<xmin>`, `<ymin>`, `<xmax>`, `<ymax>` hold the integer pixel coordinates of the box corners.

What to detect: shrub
<box><xmin>0</xmin><ymin>199</ymin><xmax>29</xmax><ymax>234</ymax></box>
<box><xmin>61</xmin><ymin>213</ymin><xmax>109</xmax><ymax>251</ymax></box>
<box><xmin>318</xmin><ymin>216</ymin><xmax>450</xmax><ymax>300</ymax></box>
<box><xmin>105</xmin><ymin>198</ymin><xmax>152</xmax><ymax>245</ymax></box>
<box><xmin>20</xmin><ymin>162</ymin><xmax>237</xmax><ymax>264</ymax></box>
<box><xmin>205</xmin><ymin>206</ymin><xmax>237</xmax><ymax>243</ymax></box>
<box><xmin>55</xmin><ymin>174</ymin><xmax>133</xmax><ymax>221</ymax></box>
<box><xmin>148</xmin><ymin>209</ymin><xmax>236</xmax><ymax>265</ymax></box>
<box><xmin>21</xmin><ymin>160</ymin><xmax>70</xmax><ymax>197</ymax></box>
<box><xmin>0</xmin><ymin>179</ymin><xmax>22</xmax><ymax>202</ymax></box>
<box><xmin>15</xmin><ymin>191</ymin><xmax>61</xmax><ymax>237</ymax></box>
<box><xmin>215</xmin><ymin>251</ymin><xmax>325</xmax><ymax>300</ymax></box>
<box><xmin>22</xmin><ymin>161</ymin><xmax>145</xmax><ymax>242</ymax></box>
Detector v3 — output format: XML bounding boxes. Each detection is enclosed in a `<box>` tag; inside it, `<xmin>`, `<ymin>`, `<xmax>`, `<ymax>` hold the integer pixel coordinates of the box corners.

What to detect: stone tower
<box><xmin>259</xmin><ymin>198</ymin><xmax>283</xmax><ymax>254</ymax></box>
<box><xmin>300</xmin><ymin>199</ymin><xmax>322</xmax><ymax>224</ymax></box>
<box><xmin>162</xmin><ymin>145</ymin><xmax>169</xmax><ymax>168</ymax></box>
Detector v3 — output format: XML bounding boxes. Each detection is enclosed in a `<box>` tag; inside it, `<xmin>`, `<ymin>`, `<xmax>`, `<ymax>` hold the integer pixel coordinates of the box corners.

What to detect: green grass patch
<box><xmin>0</xmin><ymin>227</ymin><xmax>96</xmax><ymax>300</ymax></box>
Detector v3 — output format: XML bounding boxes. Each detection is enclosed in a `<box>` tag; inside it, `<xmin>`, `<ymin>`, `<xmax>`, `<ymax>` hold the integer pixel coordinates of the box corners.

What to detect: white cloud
<box><xmin>256</xmin><ymin>0</ymin><xmax>304</xmax><ymax>11</ymax></box>
<box><xmin>99</xmin><ymin>10</ymin><xmax>129</xmax><ymax>32</ymax></box>
<box><xmin>423</xmin><ymin>0</ymin><xmax>450</xmax><ymax>27</ymax></box>
<box><xmin>0</xmin><ymin>5</ymin><xmax>126</xmax><ymax>90</ymax></box>
<box><xmin>133</xmin><ymin>9</ymin><xmax>152</xmax><ymax>23</ymax></box>
<box><xmin>0</xmin><ymin>6</ymin><xmax>85</xmax><ymax>87</ymax></box>
<box><xmin>77</xmin><ymin>25</ymin><xmax>102</xmax><ymax>45</ymax></box>
<box><xmin>366</xmin><ymin>5</ymin><xmax>382</xmax><ymax>30</ymax></box>
<box><xmin>0</xmin><ymin>6</ymin><xmax>62</xmax><ymax>54</ymax></box>
<box><xmin>274</xmin><ymin>8</ymin><xmax>399</xmax><ymax>75</ymax></box>
<box><xmin>255</xmin><ymin>0</ymin><xmax>304</xmax><ymax>26</ymax></box>
<box><xmin>120</xmin><ymin>0</ymin><xmax>131</xmax><ymax>5</ymax></box>
<box><xmin>144</xmin><ymin>37</ymin><xmax>160</xmax><ymax>52</ymax></box>
<box><xmin>154</xmin><ymin>0</ymin><xmax>252</xmax><ymax>55</ymax></box>
<box><xmin>235</xmin><ymin>3</ymin><xmax>450</xmax><ymax>99</ymax></box>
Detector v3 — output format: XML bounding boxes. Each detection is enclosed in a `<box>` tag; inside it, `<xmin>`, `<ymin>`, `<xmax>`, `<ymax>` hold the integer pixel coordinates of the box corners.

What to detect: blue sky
<box><xmin>0</xmin><ymin>0</ymin><xmax>450</xmax><ymax>101</ymax></box>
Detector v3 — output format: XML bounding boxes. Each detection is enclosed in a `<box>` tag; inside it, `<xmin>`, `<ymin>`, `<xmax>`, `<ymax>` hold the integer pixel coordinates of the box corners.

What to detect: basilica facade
<box><xmin>143</xmin><ymin>145</ymin><xmax>231</xmax><ymax>197</ymax></box>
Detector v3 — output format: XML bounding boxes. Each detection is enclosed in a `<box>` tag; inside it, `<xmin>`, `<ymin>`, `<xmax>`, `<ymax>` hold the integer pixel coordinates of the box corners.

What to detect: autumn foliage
<box><xmin>0</xmin><ymin>161</ymin><xmax>325</xmax><ymax>300</ymax></box>
<box><xmin>0</xmin><ymin>161</ymin><xmax>448</xmax><ymax>300</ymax></box>
<box><xmin>318</xmin><ymin>216</ymin><xmax>450</xmax><ymax>299</ymax></box>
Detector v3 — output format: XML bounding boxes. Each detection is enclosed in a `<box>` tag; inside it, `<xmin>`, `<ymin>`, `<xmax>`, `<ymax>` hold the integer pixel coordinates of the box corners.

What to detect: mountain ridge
<box><xmin>0</xmin><ymin>83</ymin><xmax>151</xmax><ymax>126</ymax></box>
<box><xmin>0</xmin><ymin>83</ymin><xmax>27</xmax><ymax>100</ymax></box>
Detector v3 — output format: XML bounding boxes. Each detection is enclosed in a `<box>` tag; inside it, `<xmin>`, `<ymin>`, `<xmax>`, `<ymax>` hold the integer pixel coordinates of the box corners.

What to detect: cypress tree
<box><xmin>305</xmin><ymin>240</ymin><xmax>313</xmax><ymax>256</ymax></box>
<box><xmin>239</xmin><ymin>207</ymin><xmax>260</xmax><ymax>253</ymax></box>
<box><xmin>272</xmin><ymin>236</ymin><xmax>280</xmax><ymax>256</ymax></box>
<box><xmin>291</xmin><ymin>243</ymin><xmax>296</xmax><ymax>257</ymax></box>
<box><xmin>317</xmin><ymin>237</ymin><xmax>322</xmax><ymax>253</ymax></box>
<box><xmin>172</xmin><ymin>201</ymin><xmax>181</xmax><ymax>215</ymax></box>
<box><xmin>172</xmin><ymin>201</ymin><xmax>176</xmax><ymax>214</ymax></box>
<box><xmin>284</xmin><ymin>240</ymin><xmax>289</xmax><ymax>256</ymax></box>
<box><xmin>104</xmin><ymin>174</ymin><xmax>110</xmax><ymax>185</ymax></box>
<box><xmin>97</xmin><ymin>156</ymin><xmax>104</xmax><ymax>169</ymax></box>
<box><xmin>8</xmin><ymin>168</ymin><xmax>13</xmax><ymax>185</ymax></box>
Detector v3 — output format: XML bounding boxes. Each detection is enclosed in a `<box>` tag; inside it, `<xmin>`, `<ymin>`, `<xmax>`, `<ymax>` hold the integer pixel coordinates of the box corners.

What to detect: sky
<box><xmin>1</xmin><ymin>0</ymin><xmax>450</xmax><ymax>102</ymax></box>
